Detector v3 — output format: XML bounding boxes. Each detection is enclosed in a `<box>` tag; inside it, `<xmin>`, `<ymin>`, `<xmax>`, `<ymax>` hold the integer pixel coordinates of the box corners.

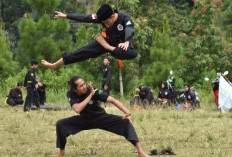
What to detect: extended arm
<box><xmin>54</xmin><ymin>11</ymin><xmax>100</xmax><ymax>23</ymax></box>
<box><xmin>107</xmin><ymin>96</ymin><xmax>132</xmax><ymax>123</ymax></box>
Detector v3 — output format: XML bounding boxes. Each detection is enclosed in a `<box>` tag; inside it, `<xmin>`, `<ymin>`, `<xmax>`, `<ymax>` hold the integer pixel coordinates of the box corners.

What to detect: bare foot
<box><xmin>96</xmin><ymin>34</ymin><xmax>115</xmax><ymax>51</ymax></box>
<box><xmin>54</xmin><ymin>150</ymin><xmax>65</xmax><ymax>157</ymax></box>
<box><xmin>138</xmin><ymin>151</ymin><xmax>150</xmax><ymax>157</ymax></box>
<box><xmin>41</xmin><ymin>60</ymin><xmax>56</xmax><ymax>70</ymax></box>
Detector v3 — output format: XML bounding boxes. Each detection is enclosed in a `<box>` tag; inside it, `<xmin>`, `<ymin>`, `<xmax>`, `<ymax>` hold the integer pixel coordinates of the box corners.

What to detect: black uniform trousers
<box><xmin>23</xmin><ymin>86</ymin><xmax>40</xmax><ymax>111</ymax></box>
<box><xmin>7</xmin><ymin>98</ymin><xmax>24</xmax><ymax>106</ymax></box>
<box><xmin>62</xmin><ymin>41</ymin><xmax>137</xmax><ymax>65</ymax></box>
<box><xmin>56</xmin><ymin>113</ymin><xmax>139</xmax><ymax>149</ymax></box>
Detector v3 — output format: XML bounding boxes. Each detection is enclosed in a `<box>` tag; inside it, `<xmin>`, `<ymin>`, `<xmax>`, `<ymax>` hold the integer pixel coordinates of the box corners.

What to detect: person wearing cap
<box><xmin>55</xmin><ymin>76</ymin><xmax>150</xmax><ymax>157</ymax></box>
<box><xmin>41</xmin><ymin>4</ymin><xmax>137</xmax><ymax>70</ymax></box>
<box><xmin>23</xmin><ymin>59</ymin><xmax>42</xmax><ymax>112</ymax></box>
<box><xmin>183</xmin><ymin>83</ymin><xmax>196</xmax><ymax>111</ymax></box>
<box><xmin>102</xmin><ymin>57</ymin><xmax>112</xmax><ymax>95</ymax></box>
<box><xmin>6</xmin><ymin>83</ymin><xmax>24</xmax><ymax>106</ymax></box>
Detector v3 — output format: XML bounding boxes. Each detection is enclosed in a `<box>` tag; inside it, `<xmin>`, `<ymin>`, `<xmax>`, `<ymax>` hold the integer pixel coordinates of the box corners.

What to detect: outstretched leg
<box><xmin>97</xmin><ymin>114</ymin><xmax>149</xmax><ymax>157</ymax></box>
<box><xmin>55</xmin><ymin>116</ymin><xmax>93</xmax><ymax>156</ymax></box>
<box><xmin>42</xmin><ymin>41</ymin><xmax>107</xmax><ymax>70</ymax></box>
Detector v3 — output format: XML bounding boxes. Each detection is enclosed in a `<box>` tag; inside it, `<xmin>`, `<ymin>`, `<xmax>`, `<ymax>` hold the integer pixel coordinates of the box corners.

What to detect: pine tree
<box><xmin>142</xmin><ymin>17</ymin><xmax>183</xmax><ymax>87</ymax></box>
<box><xmin>16</xmin><ymin>0</ymin><xmax>72</xmax><ymax>68</ymax></box>
<box><xmin>0</xmin><ymin>24</ymin><xmax>18</xmax><ymax>78</ymax></box>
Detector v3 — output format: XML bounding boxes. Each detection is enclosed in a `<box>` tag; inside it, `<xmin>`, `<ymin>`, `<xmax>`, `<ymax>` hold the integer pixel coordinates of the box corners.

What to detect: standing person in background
<box><xmin>23</xmin><ymin>59</ymin><xmax>42</xmax><ymax>112</ymax></box>
<box><xmin>6</xmin><ymin>83</ymin><xmax>24</xmax><ymax>106</ymax></box>
<box><xmin>102</xmin><ymin>57</ymin><xmax>112</xmax><ymax>95</ymax></box>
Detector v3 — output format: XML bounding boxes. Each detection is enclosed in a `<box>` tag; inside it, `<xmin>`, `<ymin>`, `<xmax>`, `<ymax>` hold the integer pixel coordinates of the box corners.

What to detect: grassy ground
<box><xmin>0</xmin><ymin>100</ymin><xmax>232</xmax><ymax>157</ymax></box>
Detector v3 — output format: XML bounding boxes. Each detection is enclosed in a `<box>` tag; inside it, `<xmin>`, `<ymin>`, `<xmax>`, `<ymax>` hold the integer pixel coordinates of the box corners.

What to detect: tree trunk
<box><xmin>119</xmin><ymin>67</ymin><xmax>124</xmax><ymax>99</ymax></box>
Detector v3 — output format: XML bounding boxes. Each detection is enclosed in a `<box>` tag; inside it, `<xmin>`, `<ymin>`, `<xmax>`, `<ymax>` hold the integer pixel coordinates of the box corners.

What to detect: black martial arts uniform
<box><xmin>154</xmin><ymin>82</ymin><xmax>170</xmax><ymax>104</ymax></box>
<box><xmin>62</xmin><ymin>10</ymin><xmax>137</xmax><ymax>65</ymax></box>
<box><xmin>7</xmin><ymin>88</ymin><xmax>24</xmax><ymax>106</ymax></box>
<box><xmin>184</xmin><ymin>89</ymin><xmax>196</xmax><ymax>107</ymax></box>
<box><xmin>102</xmin><ymin>65</ymin><xmax>112</xmax><ymax>95</ymax></box>
<box><xmin>139</xmin><ymin>86</ymin><xmax>154</xmax><ymax>104</ymax></box>
<box><xmin>37</xmin><ymin>83</ymin><xmax>47</xmax><ymax>105</ymax></box>
<box><xmin>56</xmin><ymin>88</ymin><xmax>139</xmax><ymax>150</ymax></box>
<box><xmin>23</xmin><ymin>68</ymin><xmax>40</xmax><ymax>111</ymax></box>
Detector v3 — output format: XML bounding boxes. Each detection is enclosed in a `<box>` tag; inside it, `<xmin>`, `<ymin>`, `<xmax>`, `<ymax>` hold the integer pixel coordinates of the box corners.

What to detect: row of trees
<box><xmin>0</xmin><ymin>0</ymin><xmax>232</xmax><ymax>96</ymax></box>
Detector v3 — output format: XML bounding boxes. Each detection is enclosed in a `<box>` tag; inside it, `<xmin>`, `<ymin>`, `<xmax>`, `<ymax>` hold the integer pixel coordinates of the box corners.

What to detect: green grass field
<box><xmin>0</xmin><ymin>100</ymin><xmax>232</xmax><ymax>157</ymax></box>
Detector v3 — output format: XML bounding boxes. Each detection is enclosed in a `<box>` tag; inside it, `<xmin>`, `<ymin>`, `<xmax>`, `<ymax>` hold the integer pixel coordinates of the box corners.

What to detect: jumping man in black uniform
<box><xmin>55</xmin><ymin>76</ymin><xmax>149</xmax><ymax>157</ymax></box>
<box><xmin>6</xmin><ymin>83</ymin><xmax>24</xmax><ymax>106</ymax></box>
<box><xmin>42</xmin><ymin>4</ymin><xmax>137</xmax><ymax>70</ymax></box>
<box><xmin>102</xmin><ymin>57</ymin><xmax>112</xmax><ymax>95</ymax></box>
<box><xmin>23</xmin><ymin>59</ymin><xmax>42</xmax><ymax>112</ymax></box>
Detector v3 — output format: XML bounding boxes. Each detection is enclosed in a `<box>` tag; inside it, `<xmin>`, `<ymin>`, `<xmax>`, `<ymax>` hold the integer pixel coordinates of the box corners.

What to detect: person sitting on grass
<box><xmin>138</xmin><ymin>86</ymin><xmax>154</xmax><ymax>105</ymax></box>
<box><xmin>183</xmin><ymin>83</ymin><xmax>196</xmax><ymax>111</ymax></box>
<box><xmin>6</xmin><ymin>83</ymin><xmax>24</xmax><ymax>106</ymax></box>
<box><xmin>55</xmin><ymin>76</ymin><xmax>150</xmax><ymax>157</ymax></box>
<box><xmin>154</xmin><ymin>81</ymin><xmax>170</xmax><ymax>105</ymax></box>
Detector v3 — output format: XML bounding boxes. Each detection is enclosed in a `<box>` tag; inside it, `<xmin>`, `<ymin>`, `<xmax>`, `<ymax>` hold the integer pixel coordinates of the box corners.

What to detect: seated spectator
<box><xmin>130</xmin><ymin>88</ymin><xmax>140</xmax><ymax>107</ymax></box>
<box><xmin>6</xmin><ymin>83</ymin><xmax>24</xmax><ymax>106</ymax></box>
<box><xmin>154</xmin><ymin>81</ymin><xmax>170</xmax><ymax>104</ymax></box>
<box><xmin>183</xmin><ymin>83</ymin><xmax>196</xmax><ymax>111</ymax></box>
<box><xmin>139</xmin><ymin>85</ymin><xmax>154</xmax><ymax>104</ymax></box>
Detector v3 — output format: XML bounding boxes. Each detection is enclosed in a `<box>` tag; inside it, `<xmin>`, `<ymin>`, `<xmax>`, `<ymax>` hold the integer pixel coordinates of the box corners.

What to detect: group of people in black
<box><xmin>6</xmin><ymin>4</ymin><xmax>151</xmax><ymax>157</ymax></box>
<box><xmin>6</xmin><ymin>60</ymin><xmax>47</xmax><ymax>110</ymax></box>
<box><xmin>130</xmin><ymin>78</ymin><xmax>197</xmax><ymax>111</ymax></box>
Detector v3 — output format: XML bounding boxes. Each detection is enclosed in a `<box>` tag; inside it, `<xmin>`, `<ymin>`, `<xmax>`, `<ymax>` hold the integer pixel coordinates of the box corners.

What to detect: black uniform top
<box><xmin>158</xmin><ymin>82</ymin><xmax>170</xmax><ymax>99</ymax></box>
<box><xmin>139</xmin><ymin>86</ymin><xmax>154</xmax><ymax>102</ymax></box>
<box><xmin>24</xmin><ymin>68</ymin><xmax>37</xmax><ymax>87</ymax></box>
<box><xmin>184</xmin><ymin>90</ymin><xmax>196</xmax><ymax>103</ymax></box>
<box><xmin>67</xmin><ymin>88</ymin><xmax>108</xmax><ymax>120</ymax></box>
<box><xmin>67</xmin><ymin>10</ymin><xmax>135</xmax><ymax>45</ymax></box>
<box><xmin>38</xmin><ymin>83</ymin><xmax>47</xmax><ymax>93</ymax></box>
<box><xmin>102</xmin><ymin>65</ymin><xmax>112</xmax><ymax>87</ymax></box>
<box><xmin>8</xmin><ymin>88</ymin><xmax>23</xmax><ymax>100</ymax></box>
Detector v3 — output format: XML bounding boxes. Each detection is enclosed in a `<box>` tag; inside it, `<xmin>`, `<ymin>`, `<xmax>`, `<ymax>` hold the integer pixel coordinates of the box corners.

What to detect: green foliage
<box><xmin>141</xmin><ymin>17</ymin><xmax>183</xmax><ymax>88</ymax></box>
<box><xmin>27</xmin><ymin>0</ymin><xmax>60</xmax><ymax>18</ymax></box>
<box><xmin>179</xmin><ymin>0</ymin><xmax>231</xmax><ymax>83</ymax></box>
<box><xmin>16</xmin><ymin>13</ymin><xmax>72</xmax><ymax>68</ymax></box>
<box><xmin>0</xmin><ymin>30</ymin><xmax>19</xmax><ymax>79</ymax></box>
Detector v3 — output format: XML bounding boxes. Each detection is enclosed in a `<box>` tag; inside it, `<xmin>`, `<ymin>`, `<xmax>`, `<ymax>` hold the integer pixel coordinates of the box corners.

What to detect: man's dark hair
<box><xmin>17</xmin><ymin>83</ymin><xmax>22</xmax><ymax>86</ymax></box>
<box><xmin>184</xmin><ymin>83</ymin><xmax>190</xmax><ymax>88</ymax></box>
<box><xmin>97</xmin><ymin>4</ymin><xmax>114</xmax><ymax>21</ymax></box>
<box><xmin>31</xmin><ymin>59</ymin><xmax>39</xmax><ymax>66</ymax></box>
<box><xmin>104</xmin><ymin>56</ymin><xmax>110</xmax><ymax>62</ymax></box>
<box><xmin>68</xmin><ymin>76</ymin><xmax>82</xmax><ymax>91</ymax></box>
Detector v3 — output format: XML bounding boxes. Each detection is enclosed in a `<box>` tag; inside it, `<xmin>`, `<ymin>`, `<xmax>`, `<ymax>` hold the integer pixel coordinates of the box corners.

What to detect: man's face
<box><xmin>75</xmin><ymin>79</ymin><xmax>87</xmax><ymax>95</ymax></box>
<box><xmin>184</xmin><ymin>86</ymin><xmax>189</xmax><ymax>92</ymax></box>
<box><xmin>103</xmin><ymin>58</ymin><xmax>109</xmax><ymax>66</ymax></box>
<box><xmin>17</xmin><ymin>86</ymin><xmax>23</xmax><ymax>90</ymax></box>
<box><xmin>32</xmin><ymin>64</ymin><xmax>38</xmax><ymax>69</ymax></box>
<box><xmin>101</xmin><ymin>14</ymin><xmax>115</xmax><ymax>28</ymax></box>
<box><xmin>161</xmin><ymin>83</ymin><xmax>165</xmax><ymax>89</ymax></box>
